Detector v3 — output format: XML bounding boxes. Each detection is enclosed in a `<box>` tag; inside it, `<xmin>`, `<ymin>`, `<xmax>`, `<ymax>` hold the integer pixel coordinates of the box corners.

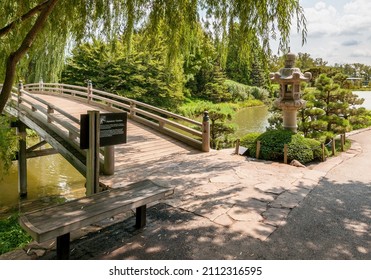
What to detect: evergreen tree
<box><xmin>62</xmin><ymin>33</ymin><xmax>185</xmax><ymax>109</ymax></box>
<box><xmin>204</xmin><ymin>64</ymin><xmax>230</xmax><ymax>102</ymax></box>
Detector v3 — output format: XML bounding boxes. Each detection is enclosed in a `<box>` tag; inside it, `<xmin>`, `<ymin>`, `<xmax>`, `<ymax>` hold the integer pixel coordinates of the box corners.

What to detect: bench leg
<box><xmin>56</xmin><ymin>233</ymin><xmax>70</xmax><ymax>260</ymax></box>
<box><xmin>136</xmin><ymin>205</ymin><xmax>147</xmax><ymax>229</ymax></box>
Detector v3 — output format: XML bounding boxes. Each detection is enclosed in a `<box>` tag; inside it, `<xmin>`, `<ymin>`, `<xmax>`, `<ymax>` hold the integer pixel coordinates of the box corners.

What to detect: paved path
<box><xmin>1</xmin><ymin>129</ymin><xmax>370</xmax><ymax>260</ymax></box>
<box><xmin>257</xmin><ymin>129</ymin><xmax>371</xmax><ymax>259</ymax></box>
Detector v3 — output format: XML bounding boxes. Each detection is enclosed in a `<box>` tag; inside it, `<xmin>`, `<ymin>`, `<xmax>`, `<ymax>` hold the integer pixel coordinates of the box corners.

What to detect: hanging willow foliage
<box><xmin>0</xmin><ymin>0</ymin><xmax>306</xmax><ymax>112</ymax></box>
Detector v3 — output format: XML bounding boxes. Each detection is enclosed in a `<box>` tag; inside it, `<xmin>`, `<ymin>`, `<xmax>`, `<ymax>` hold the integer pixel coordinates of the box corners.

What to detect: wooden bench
<box><xmin>19</xmin><ymin>180</ymin><xmax>173</xmax><ymax>259</ymax></box>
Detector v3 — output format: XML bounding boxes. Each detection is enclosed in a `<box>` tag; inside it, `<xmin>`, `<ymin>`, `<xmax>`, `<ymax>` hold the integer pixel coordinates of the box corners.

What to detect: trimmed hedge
<box><xmin>249</xmin><ymin>130</ymin><xmax>294</xmax><ymax>161</ymax></box>
<box><xmin>240</xmin><ymin>132</ymin><xmax>261</xmax><ymax>149</ymax></box>
<box><xmin>246</xmin><ymin>130</ymin><xmax>324</xmax><ymax>164</ymax></box>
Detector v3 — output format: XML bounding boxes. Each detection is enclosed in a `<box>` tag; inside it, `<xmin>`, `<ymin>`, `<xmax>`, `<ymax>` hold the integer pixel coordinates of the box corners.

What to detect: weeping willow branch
<box><xmin>0</xmin><ymin>0</ymin><xmax>51</xmax><ymax>38</ymax></box>
<box><xmin>0</xmin><ymin>0</ymin><xmax>60</xmax><ymax>112</ymax></box>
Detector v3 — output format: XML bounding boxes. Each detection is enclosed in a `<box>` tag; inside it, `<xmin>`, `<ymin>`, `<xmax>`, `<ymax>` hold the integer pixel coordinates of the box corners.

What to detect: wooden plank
<box><xmin>19</xmin><ymin>180</ymin><xmax>173</xmax><ymax>243</ymax></box>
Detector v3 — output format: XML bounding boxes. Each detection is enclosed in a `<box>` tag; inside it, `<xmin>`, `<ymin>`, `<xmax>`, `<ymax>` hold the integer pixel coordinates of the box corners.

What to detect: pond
<box><xmin>353</xmin><ymin>91</ymin><xmax>371</xmax><ymax>109</ymax></box>
<box><xmin>232</xmin><ymin>106</ymin><xmax>270</xmax><ymax>137</ymax></box>
<box><xmin>0</xmin><ymin>154</ymin><xmax>85</xmax><ymax>216</ymax></box>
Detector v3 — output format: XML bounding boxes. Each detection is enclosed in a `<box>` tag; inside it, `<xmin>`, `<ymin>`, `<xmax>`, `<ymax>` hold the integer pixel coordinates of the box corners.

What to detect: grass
<box><xmin>0</xmin><ymin>214</ymin><xmax>32</xmax><ymax>255</ymax></box>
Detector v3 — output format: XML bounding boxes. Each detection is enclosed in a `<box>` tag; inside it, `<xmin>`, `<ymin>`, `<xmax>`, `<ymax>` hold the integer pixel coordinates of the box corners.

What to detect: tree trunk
<box><xmin>0</xmin><ymin>0</ymin><xmax>60</xmax><ymax>113</ymax></box>
<box><xmin>0</xmin><ymin>0</ymin><xmax>51</xmax><ymax>38</ymax></box>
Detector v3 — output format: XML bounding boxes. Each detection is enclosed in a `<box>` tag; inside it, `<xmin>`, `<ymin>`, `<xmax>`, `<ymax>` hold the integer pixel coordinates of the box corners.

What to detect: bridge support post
<box><xmin>86</xmin><ymin>110</ymin><xmax>100</xmax><ymax>195</ymax></box>
<box><xmin>202</xmin><ymin>111</ymin><xmax>210</xmax><ymax>152</ymax></box>
<box><xmin>17</xmin><ymin>122</ymin><xmax>28</xmax><ymax>197</ymax></box>
<box><xmin>103</xmin><ymin>146</ymin><xmax>115</xmax><ymax>175</ymax></box>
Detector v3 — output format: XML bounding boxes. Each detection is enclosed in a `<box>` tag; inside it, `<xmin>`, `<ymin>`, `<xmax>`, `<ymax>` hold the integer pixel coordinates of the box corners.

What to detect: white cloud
<box><xmin>304</xmin><ymin>2</ymin><xmax>340</xmax><ymax>37</ymax></box>
<box><xmin>342</xmin><ymin>39</ymin><xmax>360</xmax><ymax>46</ymax></box>
<box><xmin>288</xmin><ymin>0</ymin><xmax>371</xmax><ymax>65</ymax></box>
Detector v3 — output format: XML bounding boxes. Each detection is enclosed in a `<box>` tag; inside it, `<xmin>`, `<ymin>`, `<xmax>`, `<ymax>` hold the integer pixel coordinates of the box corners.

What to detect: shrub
<box><xmin>249</xmin><ymin>130</ymin><xmax>294</xmax><ymax>161</ymax></box>
<box><xmin>224</xmin><ymin>80</ymin><xmax>269</xmax><ymax>103</ymax></box>
<box><xmin>287</xmin><ymin>135</ymin><xmax>317</xmax><ymax>163</ymax></box>
<box><xmin>302</xmin><ymin>137</ymin><xmax>326</xmax><ymax>161</ymax></box>
<box><xmin>0</xmin><ymin>214</ymin><xmax>32</xmax><ymax>255</ymax></box>
<box><xmin>240</xmin><ymin>132</ymin><xmax>261</xmax><ymax>154</ymax></box>
<box><xmin>248</xmin><ymin>130</ymin><xmax>323</xmax><ymax>164</ymax></box>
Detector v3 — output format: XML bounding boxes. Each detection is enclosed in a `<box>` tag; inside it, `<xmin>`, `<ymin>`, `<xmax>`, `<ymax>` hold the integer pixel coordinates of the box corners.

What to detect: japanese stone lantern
<box><xmin>270</xmin><ymin>52</ymin><xmax>312</xmax><ymax>132</ymax></box>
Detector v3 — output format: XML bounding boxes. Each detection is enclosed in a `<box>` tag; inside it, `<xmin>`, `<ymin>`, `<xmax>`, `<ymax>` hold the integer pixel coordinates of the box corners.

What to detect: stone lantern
<box><xmin>270</xmin><ymin>52</ymin><xmax>312</xmax><ymax>132</ymax></box>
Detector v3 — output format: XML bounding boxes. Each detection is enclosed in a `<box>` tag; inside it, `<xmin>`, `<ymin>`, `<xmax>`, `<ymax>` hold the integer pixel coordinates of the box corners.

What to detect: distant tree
<box><xmin>332</xmin><ymin>72</ymin><xmax>348</xmax><ymax>88</ymax></box>
<box><xmin>296</xmin><ymin>52</ymin><xmax>315</xmax><ymax>70</ymax></box>
<box><xmin>62</xmin><ymin>34</ymin><xmax>185</xmax><ymax>109</ymax></box>
<box><xmin>204</xmin><ymin>64</ymin><xmax>231</xmax><ymax>102</ymax></box>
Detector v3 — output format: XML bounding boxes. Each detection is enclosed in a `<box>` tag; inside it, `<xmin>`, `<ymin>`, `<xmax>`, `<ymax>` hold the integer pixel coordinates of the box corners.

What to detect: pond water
<box><xmin>1</xmin><ymin>91</ymin><xmax>370</xmax><ymax>215</ymax></box>
<box><xmin>0</xmin><ymin>154</ymin><xmax>85</xmax><ymax>216</ymax></box>
<box><xmin>232</xmin><ymin>106</ymin><xmax>270</xmax><ymax>137</ymax></box>
<box><xmin>353</xmin><ymin>91</ymin><xmax>371</xmax><ymax>109</ymax></box>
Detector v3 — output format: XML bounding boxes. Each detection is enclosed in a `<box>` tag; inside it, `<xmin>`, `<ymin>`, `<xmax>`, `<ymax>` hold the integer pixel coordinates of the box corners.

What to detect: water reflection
<box><xmin>232</xmin><ymin>106</ymin><xmax>270</xmax><ymax>137</ymax></box>
<box><xmin>0</xmin><ymin>154</ymin><xmax>85</xmax><ymax>215</ymax></box>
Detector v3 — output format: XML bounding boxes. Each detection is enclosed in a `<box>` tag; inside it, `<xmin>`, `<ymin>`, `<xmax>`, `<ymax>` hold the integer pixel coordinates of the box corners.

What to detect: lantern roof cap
<box><xmin>270</xmin><ymin>52</ymin><xmax>312</xmax><ymax>82</ymax></box>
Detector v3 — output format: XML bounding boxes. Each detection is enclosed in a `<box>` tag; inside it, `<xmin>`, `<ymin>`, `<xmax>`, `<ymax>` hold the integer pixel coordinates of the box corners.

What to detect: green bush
<box><xmin>224</xmin><ymin>80</ymin><xmax>269</xmax><ymax>103</ymax></box>
<box><xmin>0</xmin><ymin>214</ymin><xmax>32</xmax><ymax>255</ymax></box>
<box><xmin>249</xmin><ymin>130</ymin><xmax>294</xmax><ymax>161</ymax></box>
<box><xmin>248</xmin><ymin>130</ymin><xmax>323</xmax><ymax>164</ymax></box>
<box><xmin>303</xmin><ymin>137</ymin><xmax>326</xmax><ymax>161</ymax></box>
<box><xmin>287</xmin><ymin>135</ymin><xmax>317</xmax><ymax>163</ymax></box>
<box><xmin>240</xmin><ymin>132</ymin><xmax>261</xmax><ymax>154</ymax></box>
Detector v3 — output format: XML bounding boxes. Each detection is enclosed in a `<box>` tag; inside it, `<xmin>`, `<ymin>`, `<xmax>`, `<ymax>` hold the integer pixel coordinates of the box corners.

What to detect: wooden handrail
<box><xmin>24</xmin><ymin>82</ymin><xmax>207</xmax><ymax>150</ymax></box>
<box><xmin>20</xmin><ymin>89</ymin><xmax>80</xmax><ymax>124</ymax></box>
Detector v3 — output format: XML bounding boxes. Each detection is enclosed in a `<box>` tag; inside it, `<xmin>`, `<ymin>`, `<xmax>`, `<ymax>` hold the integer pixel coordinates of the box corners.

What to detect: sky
<box><xmin>279</xmin><ymin>0</ymin><xmax>371</xmax><ymax>66</ymax></box>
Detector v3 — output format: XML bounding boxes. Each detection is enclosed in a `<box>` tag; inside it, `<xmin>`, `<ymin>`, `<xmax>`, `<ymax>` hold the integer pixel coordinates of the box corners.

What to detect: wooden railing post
<box><xmin>130</xmin><ymin>101</ymin><xmax>136</xmax><ymax>118</ymax></box>
<box><xmin>284</xmin><ymin>144</ymin><xmax>288</xmax><ymax>164</ymax></box>
<box><xmin>47</xmin><ymin>105</ymin><xmax>54</xmax><ymax>123</ymax></box>
<box><xmin>341</xmin><ymin>134</ymin><xmax>345</xmax><ymax>152</ymax></box>
<box><xmin>256</xmin><ymin>140</ymin><xmax>261</xmax><ymax>159</ymax></box>
<box><xmin>87</xmin><ymin>80</ymin><xmax>92</xmax><ymax>103</ymax></box>
<box><xmin>202</xmin><ymin>111</ymin><xmax>210</xmax><ymax>152</ymax></box>
<box><xmin>235</xmin><ymin>139</ymin><xmax>240</xmax><ymax>155</ymax></box>
<box><xmin>18</xmin><ymin>81</ymin><xmax>23</xmax><ymax>106</ymax></box>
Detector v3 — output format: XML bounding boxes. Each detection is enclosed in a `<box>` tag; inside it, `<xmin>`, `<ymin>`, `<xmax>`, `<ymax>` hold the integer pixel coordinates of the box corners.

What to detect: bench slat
<box><xmin>19</xmin><ymin>180</ymin><xmax>172</xmax><ymax>243</ymax></box>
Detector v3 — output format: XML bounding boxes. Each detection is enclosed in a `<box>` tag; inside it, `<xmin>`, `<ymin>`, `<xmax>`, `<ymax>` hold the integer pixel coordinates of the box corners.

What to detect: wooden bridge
<box><xmin>3</xmin><ymin>82</ymin><xmax>210</xmax><ymax>196</ymax></box>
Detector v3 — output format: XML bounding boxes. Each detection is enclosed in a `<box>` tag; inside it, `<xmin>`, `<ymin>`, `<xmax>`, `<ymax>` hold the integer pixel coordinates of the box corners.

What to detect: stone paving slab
<box><xmin>229</xmin><ymin>221</ymin><xmax>277</xmax><ymax>241</ymax></box>
<box><xmin>262</xmin><ymin>208</ymin><xmax>291</xmax><ymax>227</ymax></box>
<box><xmin>270</xmin><ymin>188</ymin><xmax>312</xmax><ymax>209</ymax></box>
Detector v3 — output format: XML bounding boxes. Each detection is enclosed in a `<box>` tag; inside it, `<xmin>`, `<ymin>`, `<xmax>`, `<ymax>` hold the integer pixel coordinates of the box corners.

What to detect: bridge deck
<box><xmin>20</xmin><ymin>94</ymin><xmax>200</xmax><ymax>187</ymax></box>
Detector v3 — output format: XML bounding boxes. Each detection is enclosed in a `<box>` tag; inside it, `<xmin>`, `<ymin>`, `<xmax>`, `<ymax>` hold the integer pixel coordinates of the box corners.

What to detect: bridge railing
<box><xmin>4</xmin><ymin>82</ymin><xmax>83</xmax><ymax>150</ymax></box>
<box><xmin>3</xmin><ymin>82</ymin><xmax>116</xmax><ymax>175</ymax></box>
<box><xmin>24</xmin><ymin>82</ymin><xmax>210</xmax><ymax>151</ymax></box>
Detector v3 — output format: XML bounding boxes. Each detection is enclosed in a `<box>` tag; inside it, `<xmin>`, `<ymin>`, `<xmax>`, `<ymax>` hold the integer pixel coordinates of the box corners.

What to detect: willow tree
<box><xmin>0</xmin><ymin>0</ymin><xmax>306</xmax><ymax>113</ymax></box>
